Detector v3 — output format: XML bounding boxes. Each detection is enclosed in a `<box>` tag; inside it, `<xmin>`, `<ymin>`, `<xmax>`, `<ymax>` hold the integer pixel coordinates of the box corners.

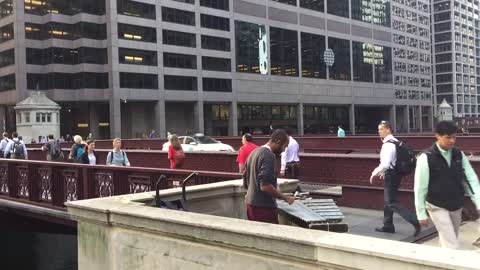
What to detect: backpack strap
<box><xmin>385</xmin><ymin>139</ymin><xmax>398</xmax><ymax>169</ymax></box>
<box><xmin>109</xmin><ymin>151</ymin><xmax>113</xmax><ymax>164</ymax></box>
<box><xmin>122</xmin><ymin>151</ymin><xmax>126</xmax><ymax>166</ymax></box>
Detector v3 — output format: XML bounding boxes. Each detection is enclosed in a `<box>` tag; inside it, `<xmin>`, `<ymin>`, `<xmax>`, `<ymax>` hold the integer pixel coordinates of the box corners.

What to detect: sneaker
<box><xmin>375</xmin><ymin>226</ymin><xmax>395</xmax><ymax>233</ymax></box>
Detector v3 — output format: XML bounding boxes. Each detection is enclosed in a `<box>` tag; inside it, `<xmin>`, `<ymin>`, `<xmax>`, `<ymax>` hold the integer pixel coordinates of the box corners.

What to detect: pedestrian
<box><xmin>280</xmin><ymin>130</ymin><xmax>300</xmax><ymax>179</ymax></box>
<box><xmin>0</xmin><ymin>132</ymin><xmax>11</xmax><ymax>158</ymax></box>
<box><xmin>68</xmin><ymin>135</ymin><xmax>86</xmax><ymax>163</ymax></box>
<box><xmin>42</xmin><ymin>134</ymin><xmax>64</xmax><ymax>161</ymax></box>
<box><xmin>106</xmin><ymin>138</ymin><xmax>131</xmax><ymax>166</ymax></box>
<box><xmin>244</xmin><ymin>129</ymin><xmax>295</xmax><ymax>224</ymax></box>
<box><xmin>65</xmin><ymin>134</ymin><xmax>73</xmax><ymax>142</ymax></box>
<box><xmin>40</xmin><ymin>136</ymin><xmax>47</xmax><ymax>143</ymax></box>
<box><xmin>337</xmin><ymin>124</ymin><xmax>346</xmax><ymax>138</ymax></box>
<box><xmin>4</xmin><ymin>132</ymin><xmax>28</xmax><ymax>159</ymax></box>
<box><xmin>149</xmin><ymin>129</ymin><xmax>158</xmax><ymax>139</ymax></box>
<box><xmin>167</xmin><ymin>134</ymin><xmax>185</xmax><ymax>169</ymax></box>
<box><xmin>236</xmin><ymin>133</ymin><xmax>258</xmax><ymax>173</ymax></box>
<box><xmin>81</xmin><ymin>140</ymin><xmax>99</xmax><ymax>165</ymax></box>
<box><xmin>370</xmin><ymin>120</ymin><xmax>420</xmax><ymax>236</ymax></box>
<box><xmin>414</xmin><ymin>121</ymin><xmax>480</xmax><ymax>249</ymax></box>
<box><xmin>86</xmin><ymin>132</ymin><xmax>93</xmax><ymax>141</ymax></box>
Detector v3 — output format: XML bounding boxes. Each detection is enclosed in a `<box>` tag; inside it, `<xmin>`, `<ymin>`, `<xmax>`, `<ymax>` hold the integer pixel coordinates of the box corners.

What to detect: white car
<box><xmin>162</xmin><ymin>133</ymin><xmax>235</xmax><ymax>152</ymax></box>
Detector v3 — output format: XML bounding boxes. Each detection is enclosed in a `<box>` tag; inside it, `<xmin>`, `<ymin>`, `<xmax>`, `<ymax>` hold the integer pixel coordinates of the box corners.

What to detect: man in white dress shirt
<box><xmin>370</xmin><ymin>121</ymin><xmax>420</xmax><ymax>236</ymax></box>
<box><xmin>280</xmin><ymin>130</ymin><xmax>300</xmax><ymax>178</ymax></box>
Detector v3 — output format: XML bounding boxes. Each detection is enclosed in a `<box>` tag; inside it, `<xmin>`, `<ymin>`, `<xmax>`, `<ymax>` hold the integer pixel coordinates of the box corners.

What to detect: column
<box><xmin>390</xmin><ymin>105</ymin><xmax>397</xmax><ymax>133</ymax></box>
<box><xmin>349</xmin><ymin>104</ymin><xmax>356</xmax><ymax>135</ymax></box>
<box><xmin>297</xmin><ymin>103</ymin><xmax>304</xmax><ymax>135</ymax></box>
<box><xmin>0</xmin><ymin>106</ymin><xmax>5</xmax><ymax>132</ymax></box>
<box><xmin>419</xmin><ymin>105</ymin><xmax>423</xmax><ymax>133</ymax></box>
<box><xmin>109</xmin><ymin>99</ymin><xmax>121</xmax><ymax>138</ymax></box>
<box><xmin>89</xmin><ymin>104</ymin><xmax>99</xmax><ymax>139</ymax></box>
<box><xmin>194</xmin><ymin>100</ymin><xmax>204</xmax><ymax>134</ymax></box>
<box><xmin>229</xmin><ymin>102</ymin><xmax>238</xmax><ymax>136</ymax></box>
<box><xmin>405</xmin><ymin>105</ymin><xmax>410</xmax><ymax>134</ymax></box>
<box><xmin>154</xmin><ymin>100</ymin><xmax>167</xmax><ymax>138</ymax></box>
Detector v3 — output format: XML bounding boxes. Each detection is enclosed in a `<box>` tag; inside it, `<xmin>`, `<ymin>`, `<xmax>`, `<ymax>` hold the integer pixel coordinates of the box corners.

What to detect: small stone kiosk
<box><xmin>14</xmin><ymin>91</ymin><xmax>61</xmax><ymax>143</ymax></box>
<box><xmin>438</xmin><ymin>98</ymin><xmax>453</xmax><ymax>121</ymax></box>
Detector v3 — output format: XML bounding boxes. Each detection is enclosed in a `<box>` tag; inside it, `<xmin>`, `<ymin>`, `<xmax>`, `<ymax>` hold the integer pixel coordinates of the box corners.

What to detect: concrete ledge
<box><xmin>67</xmin><ymin>180</ymin><xmax>480</xmax><ymax>270</ymax></box>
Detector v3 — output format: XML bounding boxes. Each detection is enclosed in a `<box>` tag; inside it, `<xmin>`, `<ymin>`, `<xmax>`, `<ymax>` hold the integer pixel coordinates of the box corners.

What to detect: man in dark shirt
<box><xmin>244</xmin><ymin>129</ymin><xmax>295</xmax><ymax>224</ymax></box>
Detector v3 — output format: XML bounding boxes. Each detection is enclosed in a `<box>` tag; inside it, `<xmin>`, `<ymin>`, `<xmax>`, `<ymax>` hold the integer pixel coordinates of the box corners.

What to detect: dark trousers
<box><xmin>383</xmin><ymin>170</ymin><xmax>418</xmax><ymax>228</ymax></box>
<box><xmin>285</xmin><ymin>161</ymin><xmax>300</xmax><ymax>179</ymax></box>
<box><xmin>246</xmin><ymin>204</ymin><xmax>279</xmax><ymax>224</ymax></box>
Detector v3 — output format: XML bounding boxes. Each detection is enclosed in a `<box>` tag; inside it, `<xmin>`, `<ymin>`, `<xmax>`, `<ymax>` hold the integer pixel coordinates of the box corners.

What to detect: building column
<box><xmin>0</xmin><ymin>106</ymin><xmax>5</xmax><ymax>132</ymax></box>
<box><xmin>390</xmin><ymin>105</ymin><xmax>397</xmax><ymax>133</ymax></box>
<box><xmin>109</xmin><ymin>99</ymin><xmax>121</xmax><ymax>138</ymax></box>
<box><xmin>419</xmin><ymin>105</ymin><xmax>423</xmax><ymax>133</ymax></box>
<box><xmin>405</xmin><ymin>105</ymin><xmax>410</xmax><ymax>134</ymax></box>
<box><xmin>349</xmin><ymin>104</ymin><xmax>356</xmax><ymax>135</ymax></box>
<box><xmin>154</xmin><ymin>100</ymin><xmax>167</xmax><ymax>138</ymax></box>
<box><xmin>194</xmin><ymin>100</ymin><xmax>204</xmax><ymax>134</ymax></box>
<box><xmin>229</xmin><ymin>102</ymin><xmax>238</xmax><ymax>136</ymax></box>
<box><xmin>89</xmin><ymin>104</ymin><xmax>99</xmax><ymax>139</ymax></box>
<box><xmin>297</xmin><ymin>103</ymin><xmax>304</xmax><ymax>135</ymax></box>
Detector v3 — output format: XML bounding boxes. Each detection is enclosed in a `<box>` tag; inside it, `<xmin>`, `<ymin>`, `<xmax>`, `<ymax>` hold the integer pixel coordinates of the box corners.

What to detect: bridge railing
<box><xmin>0</xmin><ymin>159</ymin><xmax>241</xmax><ymax>209</ymax></box>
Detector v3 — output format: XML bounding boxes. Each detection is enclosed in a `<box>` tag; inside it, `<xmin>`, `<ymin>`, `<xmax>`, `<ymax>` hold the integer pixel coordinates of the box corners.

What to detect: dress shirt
<box><xmin>337</xmin><ymin>128</ymin><xmax>345</xmax><ymax>137</ymax></box>
<box><xmin>0</xmin><ymin>138</ymin><xmax>9</xmax><ymax>152</ymax></box>
<box><xmin>281</xmin><ymin>136</ymin><xmax>300</xmax><ymax>171</ymax></box>
<box><xmin>4</xmin><ymin>138</ymin><xmax>28</xmax><ymax>159</ymax></box>
<box><xmin>370</xmin><ymin>134</ymin><xmax>397</xmax><ymax>180</ymax></box>
<box><xmin>414</xmin><ymin>143</ymin><xmax>480</xmax><ymax>220</ymax></box>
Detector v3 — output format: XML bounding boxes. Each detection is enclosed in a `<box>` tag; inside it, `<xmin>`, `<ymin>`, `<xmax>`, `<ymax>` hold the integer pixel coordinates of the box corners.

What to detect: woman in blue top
<box><xmin>106</xmin><ymin>138</ymin><xmax>131</xmax><ymax>166</ymax></box>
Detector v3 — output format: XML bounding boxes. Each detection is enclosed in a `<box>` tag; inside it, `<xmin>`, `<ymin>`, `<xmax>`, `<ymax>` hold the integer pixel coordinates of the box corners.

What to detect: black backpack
<box><xmin>387</xmin><ymin>140</ymin><xmax>416</xmax><ymax>177</ymax></box>
<box><xmin>49</xmin><ymin>140</ymin><xmax>63</xmax><ymax>159</ymax></box>
<box><xmin>10</xmin><ymin>141</ymin><xmax>25</xmax><ymax>159</ymax></box>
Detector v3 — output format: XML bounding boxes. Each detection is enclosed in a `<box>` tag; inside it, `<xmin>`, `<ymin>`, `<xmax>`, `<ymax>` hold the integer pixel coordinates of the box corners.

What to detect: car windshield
<box><xmin>194</xmin><ymin>136</ymin><xmax>219</xmax><ymax>144</ymax></box>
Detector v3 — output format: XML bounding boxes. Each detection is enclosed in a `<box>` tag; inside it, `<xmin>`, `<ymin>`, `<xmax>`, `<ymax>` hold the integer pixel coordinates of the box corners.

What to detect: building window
<box><xmin>0</xmin><ymin>49</ymin><xmax>14</xmax><ymax>68</ymax></box>
<box><xmin>200</xmin><ymin>14</ymin><xmax>230</xmax><ymax>31</ymax></box>
<box><xmin>301</xmin><ymin>32</ymin><xmax>326</xmax><ymax>79</ymax></box>
<box><xmin>163</xmin><ymin>30</ymin><xmax>196</xmax><ymax>48</ymax></box>
<box><xmin>25</xmin><ymin>22</ymin><xmax>106</xmax><ymax>40</ymax></box>
<box><xmin>27</xmin><ymin>47</ymin><xmax>108</xmax><ymax>65</ymax></box>
<box><xmin>173</xmin><ymin>0</ymin><xmax>194</xmax><ymax>4</ymax></box>
<box><xmin>203</xmin><ymin>78</ymin><xmax>232</xmax><ymax>92</ymax></box>
<box><xmin>0</xmin><ymin>24</ymin><xmax>13</xmax><ymax>44</ymax></box>
<box><xmin>27</xmin><ymin>73</ymin><xmax>108</xmax><ymax>90</ymax></box>
<box><xmin>271</xmin><ymin>0</ymin><xmax>297</xmax><ymax>5</ymax></box>
<box><xmin>0</xmin><ymin>0</ymin><xmax>13</xmax><ymax>19</ymax></box>
<box><xmin>118</xmin><ymin>23</ymin><xmax>156</xmax><ymax>43</ymax></box>
<box><xmin>200</xmin><ymin>0</ymin><xmax>229</xmax><ymax>10</ymax></box>
<box><xmin>120</xmin><ymin>72</ymin><xmax>158</xmax><ymax>89</ymax></box>
<box><xmin>352</xmin><ymin>42</ymin><xmax>373</xmax><ymax>82</ymax></box>
<box><xmin>164</xmin><ymin>75</ymin><xmax>197</xmax><ymax>91</ymax></box>
<box><xmin>163</xmin><ymin>53</ymin><xmax>197</xmax><ymax>69</ymax></box>
<box><xmin>119</xmin><ymin>48</ymin><xmax>157</xmax><ymax>66</ymax></box>
<box><xmin>201</xmin><ymin>35</ymin><xmax>231</xmax><ymax>51</ymax></box>
<box><xmin>25</xmin><ymin>0</ymin><xmax>106</xmax><ymax>16</ymax></box>
<box><xmin>235</xmin><ymin>21</ymin><xmax>267</xmax><ymax>74</ymax></box>
<box><xmin>162</xmin><ymin>7</ymin><xmax>195</xmax><ymax>26</ymax></box>
<box><xmin>300</xmin><ymin>0</ymin><xmax>324</xmax><ymax>12</ymax></box>
<box><xmin>374</xmin><ymin>45</ymin><xmax>392</xmax><ymax>84</ymax></box>
<box><xmin>117</xmin><ymin>0</ymin><xmax>156</xmax><ymax>19</ymax></box>
<box><xmin>202</xmin><ymin>57</ymin><xmax>231</xmax><ymax>72</ymax></box>
<box><xmin>270</xmin><ymin>27</ymin><xmax>298</xmax><ymax>77</ymax></box>
<box><xmin>0</xmin><ymin>74</ymin><xmax>15</xmax><ymax>92</ymax></box>
<box><xmin>328</xmin><ymin>37</ymin><xmax>350</xmax><ymax>81</ymax></box>
<box><xmin>25</xmin><ymin>112</ymin><xmax>30</xmax><ymax>123</ymax></box>
<box><xmin>327</xmin><ymin>0</ymin><xmax>349</xmax><ymax>18</ymax></box>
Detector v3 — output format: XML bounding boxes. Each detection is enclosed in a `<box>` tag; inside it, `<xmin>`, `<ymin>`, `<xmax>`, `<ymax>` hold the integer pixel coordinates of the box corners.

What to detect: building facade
<box><xmin>0</xmin><ymin>0</ymin><xmax>433</xmax><ymax>138</ymax></box>
<box><xmin>431</xmin><ymin>0</ymin><xmax>480</xmax><ymax>120</ymax></box>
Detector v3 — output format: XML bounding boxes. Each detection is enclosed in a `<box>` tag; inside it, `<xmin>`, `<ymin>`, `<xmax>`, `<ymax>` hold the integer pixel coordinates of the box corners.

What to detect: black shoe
<box><xmin>413</xmin><ymin>223</ymin><xmax>421</xmax><ymax>237</ymax></box>
<box><xmin>375</xmin><ymin>226</ymin><xmax>395</xmax><ymax>233</ymax></box>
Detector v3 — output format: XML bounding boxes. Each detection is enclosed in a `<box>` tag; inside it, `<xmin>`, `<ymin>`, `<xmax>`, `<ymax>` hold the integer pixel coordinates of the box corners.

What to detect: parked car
<box><xmin>162</xmin><ymin>133</ymin><xmax>235</xmax><ymax>152</ymax></box>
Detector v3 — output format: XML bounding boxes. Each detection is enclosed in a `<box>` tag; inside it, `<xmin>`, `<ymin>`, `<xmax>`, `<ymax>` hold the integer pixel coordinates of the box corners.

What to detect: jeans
<box><xmin>383</xmin><ymin>170</ymin><xmax>418</xmax><ymax>228</ymax></box>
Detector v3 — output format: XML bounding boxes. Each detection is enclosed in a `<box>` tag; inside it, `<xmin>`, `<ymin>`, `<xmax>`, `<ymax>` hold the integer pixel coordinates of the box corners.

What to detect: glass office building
<box><xmin>0</xmin><ymin>0</ymin><xmax>433</xmax><ymax>138</ymax></box>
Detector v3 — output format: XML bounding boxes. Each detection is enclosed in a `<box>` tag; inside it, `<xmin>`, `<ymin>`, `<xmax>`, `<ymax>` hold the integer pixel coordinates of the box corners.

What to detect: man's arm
<box><xmin>280</xmin><ymin>148</ymin><xmax>288</xmax><ymax>174</ymax></box>
<box><xmin>370</xmin><ymin>143</ymin><xmax>396</xmax><ymax>183</ymax></box>
<box><xmin>414</xmin><ymin>153</ymin><xmax>430</xmax><ymax>223</ymax></box>
<box><xmin>23</xmin><ymin>143</ymin><xmax>28</xmax><ymax>160</ymax></box>
<box><xmin>260</xmin><ymin>184</ymin><xmax>294</xmax><ymax>204</ymax></box>
<box><xmin>461</xmin><ymin>152</ymin><xmax>480</xmax><ymax>211</ymax></box>
<box><xmin>3</xmin><ymin>142</ymin><xmax>11</xmax><ymax>158</ymax></box>
<box><xmin>238</xmin><ymin>163</ymin><xmax>245</xmax><ymax>174</ymax></box>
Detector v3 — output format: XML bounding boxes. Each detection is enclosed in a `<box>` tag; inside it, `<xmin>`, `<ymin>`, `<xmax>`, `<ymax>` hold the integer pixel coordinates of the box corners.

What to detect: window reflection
<box><xmin>352</xmin><ymin>41</ymin><xmax>373</xmax><ymax>82</ymax></box>
<box><xmin>374</xmin><ymin>45</ymin><xmax>392</xmax><ymax>83</ymax></box>
<box><xmin>327</xmin><ymin>0</ymin><xmax>348</xmax><ymax>18</ymax></box>
<box><xmin>270</xmin><ymin>27</ymin><xmax>298</xmax><ymax>77</ymax></box>
<box><xmin>301</xmin><ymin>32</ymin><xmax>326</xmax><ymax>79</ymax></box>
<box><xmin>328</xmin><ymin>37</ymin><xmax>350</xmax><ymax>80</ymax></box>
<box><xmin>235</xmin><ymin>21</ymin><xmax>268</xmax><ymax>74</ymax></box>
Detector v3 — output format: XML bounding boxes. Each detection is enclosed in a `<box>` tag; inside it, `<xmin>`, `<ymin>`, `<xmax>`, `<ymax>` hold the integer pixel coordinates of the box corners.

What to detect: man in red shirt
<box><xmin>237</xmin><ymin>133</ymin><xmax>258</xmax><ymax>173</ymax></box>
